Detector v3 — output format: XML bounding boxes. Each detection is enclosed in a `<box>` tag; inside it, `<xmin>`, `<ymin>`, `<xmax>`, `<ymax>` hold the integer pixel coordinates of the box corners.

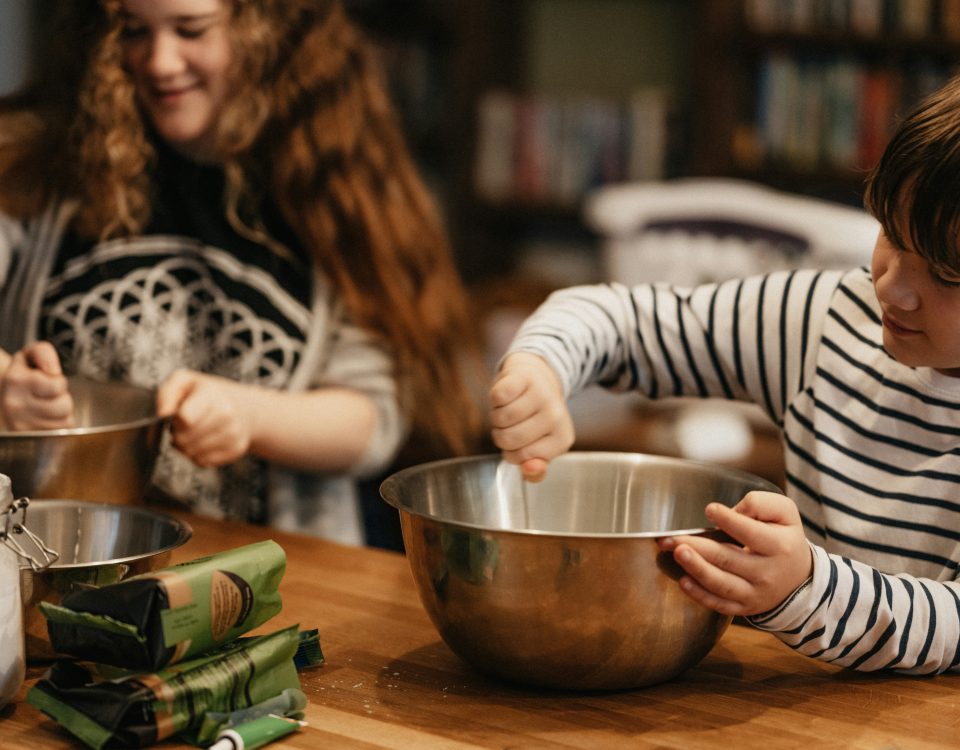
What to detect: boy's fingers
<box><xmin>500</xmin><ymin>433</ymin><xmax>563</xmax><ymax>468</ymax></box>
<box><xmin>671</xmin><ymin>541</ymin><xmax>752</xmax><ymax>603</ymax></box>
<box><xmin>676</xmin><ymin>574</ymin><xmax>744</xmax><ymax>617</ymax></box>
<box><xmin>707</xmin><ymin>495</ymin><xmax>795</xmax><ymax>555</ymax></box>
<box><xmin>488</xmin><ymin>371</ymin><xmax>527</xmax><ymax>408</ymax></box>
<box><xmin>520</xmin><ymin>457</ymin><xmax>547</xmax><ymax>482</ymax></box>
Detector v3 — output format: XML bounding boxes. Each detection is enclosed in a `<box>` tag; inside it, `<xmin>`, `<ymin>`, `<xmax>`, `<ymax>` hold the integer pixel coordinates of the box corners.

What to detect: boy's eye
<box><xmin>931</xmin><ymin>268</ymin><xmax>960</xmax><ymax>288</ymax></box>
<box><xmin>935</xmin><ymin>275</ymin><xmax>960</xmax><ymax>289</ymax></box>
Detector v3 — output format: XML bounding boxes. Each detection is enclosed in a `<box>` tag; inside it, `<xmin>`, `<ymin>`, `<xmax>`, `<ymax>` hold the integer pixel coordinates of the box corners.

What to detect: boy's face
<box><xmin>871</xmin><ymin>229</ymin><xmax>960</xmax><ymax>376</ymax></box>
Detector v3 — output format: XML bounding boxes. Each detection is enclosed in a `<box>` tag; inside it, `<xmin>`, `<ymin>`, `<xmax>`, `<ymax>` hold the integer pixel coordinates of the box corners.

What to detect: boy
<box><xmin>489</xmin><ymin>76</ymin><xmax>960</xmax><ymax>674</ymax></box>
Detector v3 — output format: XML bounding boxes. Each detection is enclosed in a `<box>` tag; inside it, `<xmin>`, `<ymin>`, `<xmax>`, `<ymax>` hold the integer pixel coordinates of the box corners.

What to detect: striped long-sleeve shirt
<box><xmin>509</xmin><ymin>267</ymin><xmax>960</xmax><ymax>673</ymax></box>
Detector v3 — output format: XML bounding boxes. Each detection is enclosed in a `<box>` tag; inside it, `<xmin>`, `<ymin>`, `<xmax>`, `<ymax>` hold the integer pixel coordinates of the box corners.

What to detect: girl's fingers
<box><xmin>27</xmin><ymin>373</ymin><xmax>70</xmax><ymax>400</ymax></box>
<box><xmin>23</xmin><ymin>342</ymin><xmax>63</xmax><ymax>376</ymax></box>
<box><xmin>156</xmin><ymin>369</ymin><xmax>196</xmax><ymax>418</ymax></box>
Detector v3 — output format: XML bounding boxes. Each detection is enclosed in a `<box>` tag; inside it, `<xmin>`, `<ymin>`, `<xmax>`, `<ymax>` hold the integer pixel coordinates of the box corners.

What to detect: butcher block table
<box><xmin>2</xmin><ymin>511</ymin><xmax>958</xmax><ymax>749</ymax></box>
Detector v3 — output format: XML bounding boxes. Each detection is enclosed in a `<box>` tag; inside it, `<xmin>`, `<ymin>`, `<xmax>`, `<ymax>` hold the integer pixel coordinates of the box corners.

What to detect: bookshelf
<box><xmin>691</xmin><ymin>0</ymin><xmax>960</xmax><ymax>205</ymax></box>
<box><xmin>347</xmin><ymin>0</ymin><xmax>694</xmax><ymax>282</ymax></box>
<box><xmin>465</xmin><ymin>0</ymin><xmax>694</xmax><ymax>281</ymax></box>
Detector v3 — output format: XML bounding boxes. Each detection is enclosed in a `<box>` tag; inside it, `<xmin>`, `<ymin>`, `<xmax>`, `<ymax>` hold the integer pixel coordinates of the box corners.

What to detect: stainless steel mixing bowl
<box><xmin>16</xmin><ymin>499</ymin><xmax>192</xmax><ymax>660</ymax></box>
<box><xmin>0</xmin><ymin>377</ymin><xmax>164</xmax><ymax>504</ymax></box>
<box><xmin>380</xmin><ymin>452</ymin><xmax>781</xmax><ymax>690</ymax></box>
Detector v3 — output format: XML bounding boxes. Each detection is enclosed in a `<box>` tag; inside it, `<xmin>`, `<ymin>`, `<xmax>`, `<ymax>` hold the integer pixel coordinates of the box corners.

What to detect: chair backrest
<box><xmin>585</xmin><ymin>178</ymin><xmax>880</xmax><ymax>287</ymax></box>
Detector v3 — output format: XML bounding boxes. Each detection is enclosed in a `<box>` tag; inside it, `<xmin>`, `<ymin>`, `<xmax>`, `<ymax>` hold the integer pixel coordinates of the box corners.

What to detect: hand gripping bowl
<box><xmin>0</xmin><ymin>377</ymin><xmax>164</xmax><ymax>504</ymax></box>
<box><xmin>380</xmin><ymin>452</ymin><xmax>781</xmax><ymax>691</ymax></box>
<box><xmin>15</xmin><ymin>500</ymin><xmax>192</xmax><ymax>660</ymax></box>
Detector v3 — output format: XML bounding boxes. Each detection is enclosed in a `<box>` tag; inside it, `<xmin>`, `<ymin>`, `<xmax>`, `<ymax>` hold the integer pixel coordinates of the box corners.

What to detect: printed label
<box><xmin>160</xmin><ymin>602</ymin><xmax>201</xmax><ymax>648</ymax></box>
<box><xmin>209</xmin><ymin>570</ymin><xmax>254</xmax><ymax>641</ymax></box>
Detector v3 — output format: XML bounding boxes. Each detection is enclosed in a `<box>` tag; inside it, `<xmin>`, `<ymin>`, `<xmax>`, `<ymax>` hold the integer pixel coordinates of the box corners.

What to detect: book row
<box><xmin>748</xmin><ymin>54</ymin><xmax>954</xmax><ymax>172</ymax></box>
<box><xmin>746</xmin><ymin>0</ymin><xmax>960</xmax><ymax>39</ymax></box>
<box><xmin>473</xmin><ymin>89</ymin><xmax>670</xmax><ymax>207</ymax></box>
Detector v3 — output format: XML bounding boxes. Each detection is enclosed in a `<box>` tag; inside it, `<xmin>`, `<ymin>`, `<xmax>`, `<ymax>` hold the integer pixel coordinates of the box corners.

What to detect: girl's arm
<box><xmin>156</xmin><ymin>372</ymin><xmax>382</xmax><ymax>473</ymax></box>
<box><xmin>157</xmin><ymin>301</ymin><xmax>406</xmax><ymax>476</ymax></box>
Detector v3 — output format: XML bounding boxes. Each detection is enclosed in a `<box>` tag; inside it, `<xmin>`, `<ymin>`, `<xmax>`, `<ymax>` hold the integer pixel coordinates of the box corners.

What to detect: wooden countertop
<box><xmin>2</xmin><ymin>512</ymin><xmax>958</xmax><ymax>749</ymax></box>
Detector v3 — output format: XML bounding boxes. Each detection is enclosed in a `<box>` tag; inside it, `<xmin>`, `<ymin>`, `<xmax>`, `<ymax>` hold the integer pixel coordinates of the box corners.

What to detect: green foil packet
<box><xmin>39</xmin><ymin>540</ymin><xmax>285</xmax><ymax>671</ymax></box>
<box><xmin>27</xmin><ymin>625</ymin><xmax>301</xmax><ymax>750</ymax></box>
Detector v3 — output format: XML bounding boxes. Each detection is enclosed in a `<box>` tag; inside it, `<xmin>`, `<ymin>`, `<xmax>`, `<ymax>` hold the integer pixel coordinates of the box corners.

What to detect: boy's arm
<box><xmin>748</xmin><ymin>545</ymin><xmax>960</xmax><ymax>674</ymax></box>
<box><xmin>506</xmin><ymin>271</ymin><xmax>846</xmax><ymax>421</ymax></box>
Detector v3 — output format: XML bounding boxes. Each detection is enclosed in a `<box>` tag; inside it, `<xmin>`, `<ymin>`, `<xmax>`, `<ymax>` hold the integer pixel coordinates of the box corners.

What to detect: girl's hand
<box><xmin>657</xmin><ymin>491</ymin><xmax>813</xmax><ymax>617</ymax></box>
<box><xmin>0</xmin><ymin>342</ymin><xmax>74</xmax><ymax>430</ymax></box>
<box><xmin>157</xmin><ymin>369</ymin><xmax>257</xmax><ymax>468</ymax></box>
<box><xmin>488</xmin><ymin>352</ymin><xmax>574</xmax><ymax>482</ymax></box>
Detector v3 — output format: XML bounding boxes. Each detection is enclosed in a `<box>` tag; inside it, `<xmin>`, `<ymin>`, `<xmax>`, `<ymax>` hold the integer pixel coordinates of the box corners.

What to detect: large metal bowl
<box><xmin>0</xmin><ymin>377</ymin><xmax>164</xmax><ymax>504</ymax></box>
<box><xmin>380</xmin><ymin>452</ymin><xmax>781</xmax><ymax>691</ymax></box>
<box><xmin>16</xmin><ymin>499</ymin><xmax>192</xmax><ymax>660</ymax></box>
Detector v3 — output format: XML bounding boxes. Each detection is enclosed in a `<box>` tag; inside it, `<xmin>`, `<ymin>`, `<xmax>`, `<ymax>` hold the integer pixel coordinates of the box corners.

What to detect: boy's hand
<box><xmin>0</xmin><ymin>342</ymin><xmax>74</xmax><ymax>430</ymax></box>
<box><xmin>488</xmin><ymin>352</ymin><xmax>574</xmax><ymax>482</ymax></box>
<box><xmin>157</xmin><ymin>369</ymin><xmax>256</xmax><ymax>468</ymax></box>
<box><xmin>657</xmin><ymin>491</ymin><xmax>813</xmax><ymax>617</ymax></box>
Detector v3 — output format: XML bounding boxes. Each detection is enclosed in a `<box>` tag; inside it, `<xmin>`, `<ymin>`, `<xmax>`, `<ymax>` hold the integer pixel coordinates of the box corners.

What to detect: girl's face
<box><xmin>871</xmin><ymin>229</ymin><xmax>960</xmax><ymax>376</ymax></box>
<box><xmin>120</xmin><ymin>0</ymin><xmax>234</xmax><ymax>162</ymax></box>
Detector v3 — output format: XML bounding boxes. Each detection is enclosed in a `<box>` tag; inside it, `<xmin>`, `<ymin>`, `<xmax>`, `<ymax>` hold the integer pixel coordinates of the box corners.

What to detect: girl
<box><xmin>0</xmin><ymin>0</ymin><xmax>480</xmax><ymax>543</ymax></box>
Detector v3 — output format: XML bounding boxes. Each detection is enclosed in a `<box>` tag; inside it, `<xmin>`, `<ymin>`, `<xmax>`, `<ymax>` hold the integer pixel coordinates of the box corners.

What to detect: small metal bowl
<box><xmin>16</xmin><ymin>500</ymin><xmax>192</xmax><ymax>660</ymax></box>
<box><xmin>0</xmin><ymin>377</ymin><xmax>164</xmax><ymax>504</ymax></box>
<box><xmin>380</xmin><ymin>452</ymin><xmax>780</xmax><ymax>691</ymax></box>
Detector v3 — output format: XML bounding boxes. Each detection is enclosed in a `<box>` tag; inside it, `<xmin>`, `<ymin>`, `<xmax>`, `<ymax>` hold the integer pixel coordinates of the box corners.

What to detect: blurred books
<box><xmin>748</xmin><ymin>53</ymin><xmax>953</xmax><ymax>173</ymax></box>
<box><xmin>474</xmin><ymin>88</ymin><xmax>671</xmax><ymax>207</ymax></box>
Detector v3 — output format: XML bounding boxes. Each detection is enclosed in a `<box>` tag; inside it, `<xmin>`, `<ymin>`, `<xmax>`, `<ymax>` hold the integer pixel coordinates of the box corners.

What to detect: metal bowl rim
<box><xmin>379</xmin><ymin>451</ymin><xmax>781</xmax><ymax>539</ymax></box>
<box><xmin>0</xmin><ymin>413</ymin><xmax>165</xmax><ymax>438</ymax></box>
<box><xmin>23</xmin><ymin>499</ymin><xmax>193</xmax><ymax>569</ymax></box>
<box><xmin>0</xmin><ymin>376</ymin><xmax>163</xmax><ymax>437</ymax></box>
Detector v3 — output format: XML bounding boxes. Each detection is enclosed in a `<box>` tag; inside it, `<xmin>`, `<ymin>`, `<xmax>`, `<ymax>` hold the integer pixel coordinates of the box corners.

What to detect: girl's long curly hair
<box><xmin>0</xmin><ymin>0</ymin><xmax>483</xmax><ymax>457</ymax></box>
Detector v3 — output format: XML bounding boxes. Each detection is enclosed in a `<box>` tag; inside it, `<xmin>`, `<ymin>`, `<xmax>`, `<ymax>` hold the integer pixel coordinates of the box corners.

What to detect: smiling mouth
<box><xmin>152</xmin><ymin>84</ymin><xmax>198</xmax><ymax>101</ymax></box>
<box><xmin>883</xmin><ymin>314</ymin><xmax>921</xmax><ymax>336</ymax></box>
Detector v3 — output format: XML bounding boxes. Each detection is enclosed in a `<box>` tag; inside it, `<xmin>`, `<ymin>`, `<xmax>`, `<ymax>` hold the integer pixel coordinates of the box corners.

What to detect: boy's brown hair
<box><xmin>864</xmin><ymin>75</ymin><xmax>960</xmax><ymax>278</ymax></box>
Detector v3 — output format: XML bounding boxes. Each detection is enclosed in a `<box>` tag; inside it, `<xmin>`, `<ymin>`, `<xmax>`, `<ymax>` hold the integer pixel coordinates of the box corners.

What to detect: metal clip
<box><xmin>1</xmin><ymin>496</ymin><xmax>59</xmax><ymax>572</ymax></box>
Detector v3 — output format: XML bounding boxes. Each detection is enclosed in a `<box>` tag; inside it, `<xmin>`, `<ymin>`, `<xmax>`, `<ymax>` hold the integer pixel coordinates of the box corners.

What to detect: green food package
<box><xmin>27</xmin><ymin>624</ymin><xmax>302</xmax><ymax>750</ymax></box>
<box><xmin>39</xmin><ymin>540</ymin><xmax>285</xmax><ymax>672</ymax></box>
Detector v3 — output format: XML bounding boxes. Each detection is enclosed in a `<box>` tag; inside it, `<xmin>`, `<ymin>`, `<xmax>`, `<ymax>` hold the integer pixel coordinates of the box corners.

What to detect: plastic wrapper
<box><xmin>39</xmin><ymin>540</ymin><xmax>285</xmax><ymax>671</ymax></box>
<box><xmin>27</xmin><ymin>624</ymin><xmax>301</xmax><ymax>749</ymax></box>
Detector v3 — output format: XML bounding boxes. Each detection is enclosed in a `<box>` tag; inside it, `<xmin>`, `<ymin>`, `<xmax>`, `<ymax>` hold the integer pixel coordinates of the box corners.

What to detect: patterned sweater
<box><xmin>509</xmin><ymin>267</ymin><xmax>960</xmax><ymax>673</ymax></box>
<box><xmin>0</xmin><ymin>148</ymin><xmax>405</xmax><ymax>544</ymax></box>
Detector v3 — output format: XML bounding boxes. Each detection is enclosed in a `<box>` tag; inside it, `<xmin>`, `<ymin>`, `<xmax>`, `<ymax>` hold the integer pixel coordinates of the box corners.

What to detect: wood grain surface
<box><xmin>2</xmin><ymin>512</ymin><xmax>958</xmax><ymax>749</ymax></box>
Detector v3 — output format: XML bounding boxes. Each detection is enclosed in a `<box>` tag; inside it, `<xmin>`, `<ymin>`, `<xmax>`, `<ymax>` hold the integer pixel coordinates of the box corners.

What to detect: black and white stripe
<box><xmin>510</xmin><ymin>267</ymin><xmax>960</xmax><ymax>673</ymax></box>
